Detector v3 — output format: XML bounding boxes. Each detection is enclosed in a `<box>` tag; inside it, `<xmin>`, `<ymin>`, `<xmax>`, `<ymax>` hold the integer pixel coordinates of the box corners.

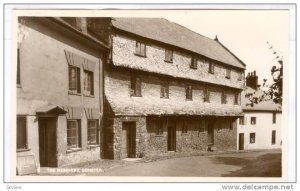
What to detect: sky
<box><xmin>18</xmin><ymin>9</ymin><xmax>290</xmax><ymax>84</ymax></box>
<box><xmin>163</xmin><ymin>10</ymin><xmax>289</xmax><ymax>85</ymax></box>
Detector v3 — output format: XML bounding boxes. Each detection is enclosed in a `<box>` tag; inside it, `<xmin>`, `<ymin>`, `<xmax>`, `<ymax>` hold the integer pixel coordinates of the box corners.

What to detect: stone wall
<box><xmin>104</xmin><ymin>116</ymin><xmax>147</xmax><ymax>160</ymax></box>
<box><xmin>146</xmin><ymin>116</ymin><xmax>237</xmax><ymax>155</ymax></box>
<box><xmin>104</xmin><ymin>68</ymin><xmax>242</xmax><ymax>116</ymax></box>
<box><xmin>112</xmin><ymin>34</ymin><xmax>244</xmax><ymax>89</ymax></box>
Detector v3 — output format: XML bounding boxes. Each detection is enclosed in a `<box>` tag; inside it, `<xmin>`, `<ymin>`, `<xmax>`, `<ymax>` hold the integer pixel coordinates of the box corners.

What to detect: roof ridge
<box><xmin>160</xmin><ymin>18</ymin><xmax>216</xmax><ymax>42</ymax></box>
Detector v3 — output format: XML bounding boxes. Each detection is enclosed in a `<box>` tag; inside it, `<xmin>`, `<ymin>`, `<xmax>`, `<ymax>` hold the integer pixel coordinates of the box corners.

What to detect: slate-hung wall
<box><xmin>112</xmin><ymin>34</ymin><xmax>244</xmax><ymax>90</ymax></box>
<box><xmin>16</xmin><ymin>18</ymin><xmax>105</xmax><ymax>170</ymax></box>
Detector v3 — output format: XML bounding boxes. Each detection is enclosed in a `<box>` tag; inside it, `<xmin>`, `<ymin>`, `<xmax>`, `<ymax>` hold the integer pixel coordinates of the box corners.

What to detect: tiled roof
<box><xmin>241</xmin><ymin>87</ymin><xmax>282</xmax><ymax>111</ymax></box>
<box><xmin>111</xmin><ymin>17</ymin><xmax>246</xmax><ymax>69</ymax></box>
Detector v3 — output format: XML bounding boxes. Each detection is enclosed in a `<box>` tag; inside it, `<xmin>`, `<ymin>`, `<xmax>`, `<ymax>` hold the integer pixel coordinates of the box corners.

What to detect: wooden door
<box><xmin>121</xmin><ymin>122</ymin><xmax>136</xmax><ymax>158</ymax></box>
<box><xmin>167</xmin><ymin>126</ymin><xmax>176</xmax><ymax>151</ymax></box>
<box><xmin>207</xmin><ymin>122</ymin><xmax>214</xmax><ymax>145</ymax></box>
<box><xmin>38</xmin><ymin>117</ymin><xmax>57</xmax><ymax>167</ymax></box>
<box><xmin>239</xmin><ymin>133</ymin><xmax>244</xmax><ymax>150</ymax></box>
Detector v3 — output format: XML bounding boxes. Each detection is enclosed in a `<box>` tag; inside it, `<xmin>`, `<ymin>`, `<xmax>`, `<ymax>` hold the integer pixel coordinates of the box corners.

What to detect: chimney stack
<box><xmin>246</xmin><ymin>70</ymin><xmax>258</xmax><ymax>90</ymax></box>
<box><xmin>75</xmin><ymin>17</ymin><xmax>88</xmax><ymax>33</ymax></box>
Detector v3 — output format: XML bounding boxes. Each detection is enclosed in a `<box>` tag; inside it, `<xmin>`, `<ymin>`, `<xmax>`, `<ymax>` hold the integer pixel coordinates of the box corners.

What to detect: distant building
<box><xmin>16</xmin><ymin>17</ymin><xmax>107</xmax><ymax>172</ymax></box>
<box><xmin>237</xmin><ymin>71</ymin><xmax>282</xmax><ymax>150</ymax></box>
<box><xmin>85</xmin><ymin>18</ymin><xmax>246</xmax><ymax>159</ymax></box>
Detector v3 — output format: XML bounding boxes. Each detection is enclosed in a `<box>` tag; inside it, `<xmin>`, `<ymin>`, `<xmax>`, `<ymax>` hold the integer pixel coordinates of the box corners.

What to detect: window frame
<box><xmin>190</xmin><ymin>56</ymin><xmax>198</xmax><ymax>69</ymax></box>
<box><xmin>250</xmin><ymin>117</ymin><xmax>256</xmax><ymax>125</ymax></box>
<box><xmin>238</xmin><ymin>72</ymin><xmax>243</xmax><ymax>81</ymax></box>
<box><xmin>87</xmin><ymin>119</ymin><xmax>99</xmax><ymax>145</ymax></box>
<box><xmin>67</xmin><ymin>119</ymin><xmax>81</xmax><ymax>149</ymax></box>
<box><xmin>204</xmin><ymin>88</ymin><xmax>210</xmax><ymax>103</ymax></box>
<box><xmin>208</xmin><ymin>62</ymin><xmax>215</xmax><ymax>74</ymax></box>
<box><xmin>17</xmin><ymin>116</ymin><xmax>28</xmax><ymax>151</ymax></box>
<box><xmin>234</xmin><ymin>94</ymin><xmax>239</xmax><ymax>105</ymax></box>
<box><xmin>68</xmin><ymin>65</ymin><xmax>81</xmax><ymax>94</ymax></box>
<box><xmin>182</xmin><ymin>121</ymin><xmax>188</xmax><ymax>134</ymax></box>
<box><xmin>164</xmin><ymin>49</ymin><xmax>173</xmax><ymax>63</ymax></box>
<box><xmin>250</xmin><ymin>133</ymin><xmax>256</xmax><ymax>144</ymax></box>
<box><xmin>221</xmin><ymin>91</ymin><xmax>227</xmax><ymax>104</ymax></box>
<box><xmin>160</xmin><ymin>81</ymin><xmax>169</xmax><ymax>99</ymax></box>
<box><xmin>226</xmin><ymin>68</ymin><xmax>231</xmax><ymax>79</ymax></box>
<box><xmin>186</xmin><ymin>84</ymin><xmax>193</xmax><ymax>101</ymax></box>
<box><xmin>130</xmin><ymin>75</ymin><xmax>142</xmax><ymax>97</ymax></box>
<box><xmin>272</xmin><ymin>130</ymin><xmax>276</xmax><ymax>145</ymax></box>
<box><xmin>17</xmin><ymin>48</ymin><xmax>21</xmax><ymax>86</ymax></box>
<box><xmin>135</xmin><ymin>41</ymin><xmax>146</xmax><ymax>57</ymax></box>
<box><xmin>156</xmin><ymin>120</ymin><xmax>164</xmax><ymax>135</ymax></box>
<box><xmin>272</xmin><ymin>112</ymin><xmax>276</xmax><ymax>124</ymax></box>
<box><xmin>83</xmin><ymin>70</ymin><xmax>94</xmax><ymax>96</ymax></box>
<box><xmin>239</xmin><ymin>116</ymin><xmax>246</xmax><ymax>125</ymax></box>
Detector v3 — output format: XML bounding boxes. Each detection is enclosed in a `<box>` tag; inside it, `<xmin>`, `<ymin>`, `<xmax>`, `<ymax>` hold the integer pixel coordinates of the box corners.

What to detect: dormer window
<box><xmin>226</xmin><ymin>69</ymin><xmax>231</xmax><ymax>79</ymax></box>
<box><xmin>221</xmin><ymin>91</ymin><xmax>227</xmax><ymax>104</ymax></box>
<box><xmin>135</xmin><ymin>41</ymin><xmax>146</xmax><ymax>57</ymax></box>
<box><xmin>234</xmin><ymin>94</ymin><xmax>239</xmax><ymax>105</ymax></box>
<box><xmin>208</xmin><ymin>62</ymin><xmax>214</xmax><ymax>74</ymax></box>
<box><xmin>204</xmin><ymin>88</ymin><xmax>210</xmax><ymax>102</ymax></box>
<box><xmin>186</xmin><ymin>85</ymin><xmax>193</xmax><ymax>100</ymax></box>
<box><xmin>238</xmin><ymin>72</ymin><xmax>243</xmax><ymax>81</ymax></box>
<box><xmin>165</xmin><ymin>49</ymin><xmax>173</xmax><ymax>63</ymax></box>
<box><xmin>190</xmin><ymin>56</ymin><xmax>198</xmax><ymax>69</ymax></box>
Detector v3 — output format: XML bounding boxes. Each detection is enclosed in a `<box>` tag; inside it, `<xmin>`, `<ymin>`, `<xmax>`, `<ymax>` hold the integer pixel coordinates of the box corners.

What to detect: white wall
<box><xmin>237</xmin><ymin>112</ymin><xmax>282</xmax><ymax>150</ymax></box>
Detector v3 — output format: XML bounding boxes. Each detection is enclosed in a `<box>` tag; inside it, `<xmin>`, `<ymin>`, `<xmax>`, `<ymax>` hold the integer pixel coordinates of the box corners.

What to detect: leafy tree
<box><xmin>245</xmin><ymin>42</ymin><xmax>283</xmax><ymax>106</ymax></box>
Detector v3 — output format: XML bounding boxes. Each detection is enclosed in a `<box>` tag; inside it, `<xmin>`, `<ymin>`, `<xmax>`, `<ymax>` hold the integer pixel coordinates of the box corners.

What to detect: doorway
<box><xmin>38</xmin><ymin>117</ymin><xmax>57</xmax><ymax>167</ymax></box>
<box><xmin>121</xmin><ymin>122</ymin><xmax>136</xmax><ymax>158</ymax></box>
<box><xmin>167</xmin><ymin>126</ymin><xmax>176</xmax><ymax>151</ymax></box>
<box><xmin>239</xmin><ymin>133</ymin><xmax>244</xmax><ymax>150</ymax></box>
<box><xmin>207</xmin><ymin>122</ymin><xmax>214</xmax><ymax>145</ymax></box>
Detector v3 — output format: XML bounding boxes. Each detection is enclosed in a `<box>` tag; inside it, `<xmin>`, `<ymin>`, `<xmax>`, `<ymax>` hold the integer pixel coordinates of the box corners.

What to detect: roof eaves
<box><xmin>111</xmin><ymin>19</ymin><xmax>246</xmax><ymax>70</ymax></box>
<box><xmin>214</xmin><ymin>38</ymin><xmax>246</xmax><ymax>68</ymax></box>
<box><xmin>47</xmin><ymin>17</ymin><xmax>109</xmax><ymax>49</ymax></box>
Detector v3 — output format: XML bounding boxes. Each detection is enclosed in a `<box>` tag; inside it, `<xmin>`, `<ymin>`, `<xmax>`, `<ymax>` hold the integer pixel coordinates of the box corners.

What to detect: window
<box><xmin>208</xmin><ymin>62</ymin><xmax>214</xmax><ymax>74</ymax></box>
<box><xmin>221</xmin><ymin>91</ymin><xmax>227</xmax><ymax>104</ymax></box>
<box><xmin>190</xmin><ymin>56</ymin><xmax>198</xmax><ymax>69</ymax></box>
<box><xmin>67</xmin><ymin>120</ymin><xmax>81</xmax><ymax>148</ymax></box>
<box><xmin>229</xmin><ymin>121</ymin><xmax>234</xmax><ymax>130</ymax></box>
<box><xmin>234</xmin><ymin>94</ymin><xmax>239</xmax><ymax>105</ymax></box>
<box><xmin>226</xmin><ymin>69</ymin><xmax>231</xmax><ymax>79</ymax></box>
<box><xmin>272</xmin><ymin>112</ymin><xmax>276</xmax><ymax>124</ymax></box>
<box><xmin>17</xmin><ymin>116</ymin><xmax>27</xmax><ymax>150</ymax></box>
<box><xmin>165</xmin><ymin>49</ymin><xmax>173</xmax><ymax>62</ymax></box>
<box><xmin>250</xmin><ymin>117</ymin><xmax>256</xmax><ymax>125</ymax></box>
<box><xmin>130</xmin><ymin>76</ymin><xmax>142</xmax><ymax>97</ymax></box>
<box><xmin>239</xmin><ymin>116</ymin><xmax>246</xmax><ymax>125</ymax></box>
<box><xmin>87</xmin><ymin>120</ymin><xmax>98</xmax><ymax>145</ymax></box>
<box><xmin>160</xmin><ymin>81</ymin><xmax>169</xmax><ymax>98</ymax></box>
<box><xmin>204</xmin><ymin>88</ymin><xmax>210</xmax><ymax>102</ymax></box>
<box><xmin>182</xmin><ymin>121</ymin><xmax>188</xmax><ymax>134</ymax></box>
<box><xmin>135</xmin><ymin>41</ymin><xmax>146</xmax><ymax>57</ymax></box>
<box><xmin>17</xmin><ymin>48</ymin><xmax>21</xmax><ymax>85</ymax></box>
<box><xmin>156</xmin><ymin>120</ymin><xmax>163</xmax><ymax>135</ymax></box>
<box><xmin>186</xmin><ymin>85</ymin><xmax>193</xmax><ymax>100</ymax></box>
<box><xmin>250</xmin><ymin>133</ymin><xmax>256</xmax><ymax>144</ymax></box>
<box><xmin>238</xmin><ymin>72</ymin><xmax>243</xmax><ymax>81</ymax></box>
<box><xmin>84</xmin><ymin>70</ymin><xmax>94</xmax><ymax>95</ymax></box>
<box><xmin>272</xmin><ymin>130</ymin><xmax>276</xmax><ymax>145</ymax></box>
<box><xmin>69</xmin><ymin>66</ymin><xmax>81</xmax><ymax>93</ymax></box>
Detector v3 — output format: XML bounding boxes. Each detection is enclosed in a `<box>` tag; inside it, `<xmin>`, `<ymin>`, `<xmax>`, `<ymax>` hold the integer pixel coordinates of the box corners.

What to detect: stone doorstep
<box><xmin>122</xmin><ymin>158</ymin><xmax>142</xmax><ymax>162</ymax></box>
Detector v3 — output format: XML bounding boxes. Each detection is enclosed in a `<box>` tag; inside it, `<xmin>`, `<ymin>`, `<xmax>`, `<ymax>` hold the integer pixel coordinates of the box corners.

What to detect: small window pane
<box><xmin>88</xmin><ymin>120</ymin><xmax>98</xmax><ymax>145</ymax></box>
<box><xmin>17</xmin><ymin>116</ymin><xmax>27</xmax><ymax>149</ymax></box>
<box><xmin>250</xmin><ymin>133</ymin><xmax>255</xmax><ymax>144</ymax></box>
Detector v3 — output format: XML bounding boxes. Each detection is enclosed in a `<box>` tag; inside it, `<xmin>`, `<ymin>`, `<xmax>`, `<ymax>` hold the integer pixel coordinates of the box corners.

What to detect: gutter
<box><xmin>46</xmin><ymin>17</ymin><xmax>109</xmax><ymax>50</ymax></box>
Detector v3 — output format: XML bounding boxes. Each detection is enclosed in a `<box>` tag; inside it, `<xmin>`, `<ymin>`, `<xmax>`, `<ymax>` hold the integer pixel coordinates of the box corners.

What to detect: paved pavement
<box><xmin>99</xmin><ymin>150</ymin><xmax>281</xmax><ymax>177</ymax></box>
